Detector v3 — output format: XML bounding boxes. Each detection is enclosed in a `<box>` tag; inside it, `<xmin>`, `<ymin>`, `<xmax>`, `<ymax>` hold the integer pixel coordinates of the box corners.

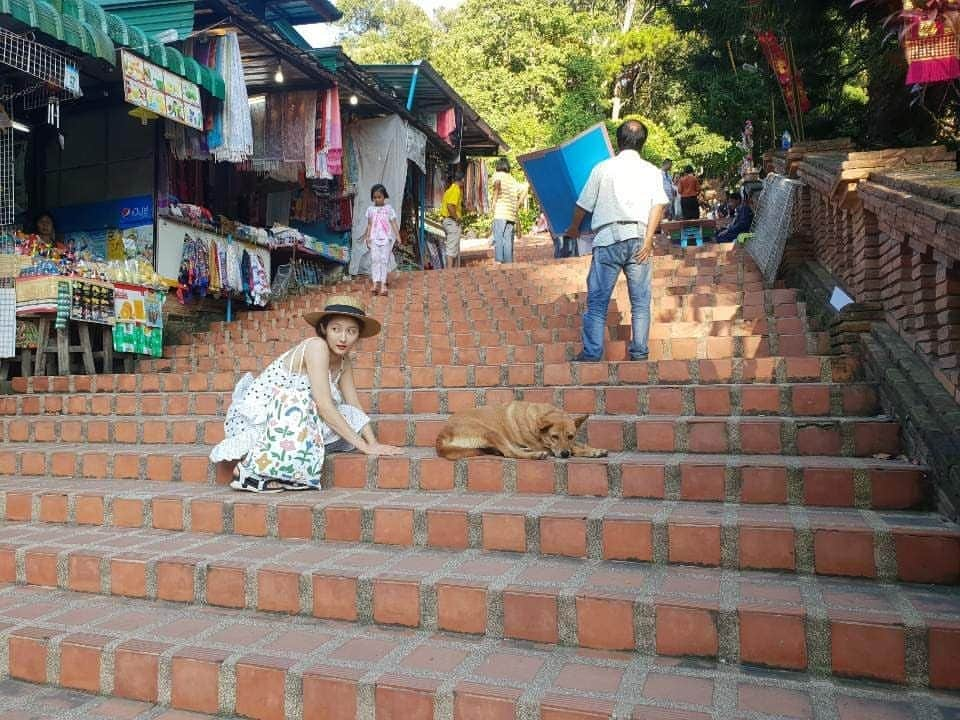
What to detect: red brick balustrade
<box><xmin>785</xmin><ymin>145</ymin><xmax>960</xmax><ymax>402</ymax></box>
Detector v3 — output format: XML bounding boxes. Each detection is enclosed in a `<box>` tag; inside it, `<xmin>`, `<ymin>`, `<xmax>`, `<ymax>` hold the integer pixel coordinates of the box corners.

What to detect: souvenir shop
<box><xmin>0</xmin><ymin>2</ymin><xmax>229</xmax><ymax>377</ymax></box>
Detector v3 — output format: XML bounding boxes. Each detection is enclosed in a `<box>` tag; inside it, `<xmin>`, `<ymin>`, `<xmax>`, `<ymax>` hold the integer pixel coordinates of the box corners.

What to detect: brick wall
<box><xmin>789</xmin><ymin>147</ymin><xmax>960</xmax><ymax>403</ymax></box>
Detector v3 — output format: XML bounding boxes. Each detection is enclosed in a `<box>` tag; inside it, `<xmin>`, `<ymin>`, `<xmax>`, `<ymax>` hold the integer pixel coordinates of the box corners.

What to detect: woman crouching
<box><xmin>210</xmin><ymin>295</ymin><xmax>403</xmax><ymax>493</ymax></box>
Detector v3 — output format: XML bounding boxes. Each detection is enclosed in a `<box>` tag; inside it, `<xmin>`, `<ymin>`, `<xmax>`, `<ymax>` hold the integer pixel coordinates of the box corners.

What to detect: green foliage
<box><xmin>550</xmin><ymin>55</ymin><xmax>608</xmax><ymax>145</ymax></box>
<box><xmin>334</xmin><ymin>0</ymin><xmax>434</xmax><ymax>64</ymax></box>
<box><xmin>329</xmin><ymin>0</ymin><xmax>952</xmax><ymax>221</ymax></box>
<box><xmin>604</xmin><ymin>114</ymin><xmax>680</xmax><ymax>166</ymax></box>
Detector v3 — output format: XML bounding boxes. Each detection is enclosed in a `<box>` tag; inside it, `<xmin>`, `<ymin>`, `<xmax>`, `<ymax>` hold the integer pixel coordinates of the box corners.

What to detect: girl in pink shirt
<box><xmin>361</xmin><ymin>184</ymin><xmax>401</xmax><ymax>296</ymax></box>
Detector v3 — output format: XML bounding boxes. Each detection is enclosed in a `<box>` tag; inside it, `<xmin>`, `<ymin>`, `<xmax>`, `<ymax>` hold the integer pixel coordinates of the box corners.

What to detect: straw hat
<box><xmin>303</xmin><ymin>295</ymin><xmax>381</xmax><ymax>338</ymax></box>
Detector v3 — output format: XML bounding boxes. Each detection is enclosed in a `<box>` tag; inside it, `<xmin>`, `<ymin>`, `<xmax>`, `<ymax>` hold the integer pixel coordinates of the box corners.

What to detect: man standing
<box><xmin>661</xmin><ymin>158</ymin><xmax>676</xmax><ymax>221</ymax></box>
<box><xmin>564</xmin><ymin>119</ymin><xmax>669</xmax><ymax>362</ymax></box>
<box><xmin>441</xmin><ymin>171</ymin><xmax>465</xmax><ymax>268</ymax></box>
<box><xmin>490</xmin><ymin>158</ymin><xmax>526</xmax><ymax>264</ymax></box>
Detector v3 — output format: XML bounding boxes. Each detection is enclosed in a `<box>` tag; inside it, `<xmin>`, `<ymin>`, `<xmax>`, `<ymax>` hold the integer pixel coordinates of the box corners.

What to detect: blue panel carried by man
<box><xmin>564</xmin><ymin>119</ymin><xmax>670</xmax><ymax>362</ymax></box>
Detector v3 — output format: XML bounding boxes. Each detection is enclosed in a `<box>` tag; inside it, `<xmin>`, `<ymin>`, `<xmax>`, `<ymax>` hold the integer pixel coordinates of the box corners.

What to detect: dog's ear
<box><xmin>572</xmin><ymin>414</ymin><xmax>589</xmax><ymax>429</ymax></box>
<box><xmin>538</xmin><ymin>416</ymin><xmax>556</xmax><ymax>433</ymax></box>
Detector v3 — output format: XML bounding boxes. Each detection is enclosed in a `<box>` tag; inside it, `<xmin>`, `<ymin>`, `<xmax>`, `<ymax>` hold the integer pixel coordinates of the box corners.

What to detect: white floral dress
<box><xmin>209</xmin><ymin>339</ymin><xmax>370</xmax><ymax>489</ymax></box>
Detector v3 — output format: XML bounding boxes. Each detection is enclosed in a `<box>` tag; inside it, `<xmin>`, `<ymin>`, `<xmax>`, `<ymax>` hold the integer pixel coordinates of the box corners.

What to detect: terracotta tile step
<box><xmin>205</xmin><ymin>295</ymin><xmax>800</xmax><ymax>336</ymax></box>
<box><xmin>3</xmin><ymin>481</ymin><xmax>953</xmax><ymax>583</ymax></box>
<box><xmin>174</xmin><ymin>317</ymin><xmax>814</xmax><ymax>362</ymax></box>
<box><xmin>0</xmin><ymin>383</ymin><xmax>882</xmax><ymax>420</ymax></box>
<box><xmin>0</xmin><ymin>676</ymin><xmax>236</xmax><ymax>719</ymax></box>
<box><xmin>3</xmin><ymin>586</ymin><xmax>956</xmax><ymax>719</ymax></box>
<box><xmin>144</xmin><ymin>333</ymin><xmax>823</xmax><ymax>374</ymax></box>
<box><xmin>0</xmin><ymin>413</ymin><xmax>901</xmax><ymax>457</ymax></box>
<box><xmin>0</xmin><ymin>448</ymin><xmax>927</xmax><ymax>510</ymax></box>
<box><xmin>9</xmin><ymin>356</ymin><xmax>862</xmax><ymax>395</ymax></box>
<box><xmin>369</xmin><ymin>414</ymin><xmax>902</xmax><ymax>457</ymax></box>
<box><xmin>0</xmin><ymin>523</ymin><xmax>958</xmax><ymax>687</ymax></box>
<box><xmin>268</xmin><ymin>286</ymin><xmax>801</xmax><ymax>317</ymax></box>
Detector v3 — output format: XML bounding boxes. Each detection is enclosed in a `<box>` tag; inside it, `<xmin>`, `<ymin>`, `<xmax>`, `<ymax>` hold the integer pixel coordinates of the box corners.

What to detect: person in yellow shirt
<box><xmin>490</xmin><ymin>158</ymin><xmax>526</xmax><ymax>264</ymax></box>
<box><xmin>440</xmin><ymin>171</ymin><xmax>465</xmax><ymax>268</ymax></box>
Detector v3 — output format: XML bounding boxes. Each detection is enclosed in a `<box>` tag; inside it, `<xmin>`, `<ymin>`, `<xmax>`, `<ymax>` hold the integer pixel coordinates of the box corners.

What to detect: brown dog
<box><xmin>435</xmin><ymin>401</ymin><xmax>609</xmax><ymax>460</ymax></box>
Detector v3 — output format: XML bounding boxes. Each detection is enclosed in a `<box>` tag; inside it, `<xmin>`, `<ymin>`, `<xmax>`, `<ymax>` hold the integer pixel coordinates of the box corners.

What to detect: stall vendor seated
<box><xmin>32</xmin><ymin>211</ymin><xmax>70</xmax><ymax>258</ymax></box>
<box><xmin>715</xmin><ymin>194</ymin><xmax>754</xmax><ymax>243</ymax></box>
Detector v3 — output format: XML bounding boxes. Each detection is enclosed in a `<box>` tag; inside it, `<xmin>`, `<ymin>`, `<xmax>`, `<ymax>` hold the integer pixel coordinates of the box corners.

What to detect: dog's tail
<box><xmin>435</xmin><ymin>427</ymin><xmax>484</xmax><ymax>460</ymax></box>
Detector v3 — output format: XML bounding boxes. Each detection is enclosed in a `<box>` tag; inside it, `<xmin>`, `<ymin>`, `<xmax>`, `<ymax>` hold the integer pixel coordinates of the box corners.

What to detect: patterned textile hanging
<box><xmin>901</xmin><ymin>1</ymin><xmax>960</xmax><ymax>85</ymax></box>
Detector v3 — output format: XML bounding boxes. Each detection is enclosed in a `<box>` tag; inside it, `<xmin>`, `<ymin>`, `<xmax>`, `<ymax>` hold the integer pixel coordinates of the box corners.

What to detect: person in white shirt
<box><xmin>564</xmin><ymin>119</ymin><xmax>669</xmax><ymax>361</ymax></box>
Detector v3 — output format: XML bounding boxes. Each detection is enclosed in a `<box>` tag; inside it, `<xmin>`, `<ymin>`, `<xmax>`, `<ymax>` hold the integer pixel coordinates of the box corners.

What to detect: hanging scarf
<box><xmin>282</xmin><ymin>91</ymin><xmax>310</xmax><ymax>163</ymax></box>
<box><xmin>323</xmin><ymin>86</ymin><xmax>343</xmax><ymax>175</ymax></box>
<box><xmin>212</xmin><ymin>32</ymin><xmax>253</xmax><ymax>163</ymax></box>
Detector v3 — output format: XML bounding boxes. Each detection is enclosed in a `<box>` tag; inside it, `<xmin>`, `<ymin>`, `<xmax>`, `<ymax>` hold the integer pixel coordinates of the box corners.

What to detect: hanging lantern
<box><xmin>902</xmin><ymin>1</ymin><xmax>960</xmax><ymax>84</ymax></box>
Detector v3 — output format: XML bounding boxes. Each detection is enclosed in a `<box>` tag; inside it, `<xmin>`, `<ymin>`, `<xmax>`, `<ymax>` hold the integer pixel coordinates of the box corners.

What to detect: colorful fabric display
<box><xmin>437</xmin><ymin>107</ymin><xmax>456</xmax><ymax>142</ymax></box>
<box><xmin>902</xmin><ymin>3</ymin><xmax>960</xmax><ymax>85</ymax></box>
<box><xmin>323</xmin><ymin>86</ymin><xmax>343</xmax><ymax>175</ymax></box>
<box><xmin>211</xmin><ymin>32</ymin><xmax>253</xmax><ymax>163</ymax></box>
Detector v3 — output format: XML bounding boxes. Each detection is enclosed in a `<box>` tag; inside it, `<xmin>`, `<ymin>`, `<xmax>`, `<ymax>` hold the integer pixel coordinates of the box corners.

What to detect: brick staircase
<box><xmin>1</xmin><ymin>239</ymin><xmax>959</xmax><ymax>720</ymax></box>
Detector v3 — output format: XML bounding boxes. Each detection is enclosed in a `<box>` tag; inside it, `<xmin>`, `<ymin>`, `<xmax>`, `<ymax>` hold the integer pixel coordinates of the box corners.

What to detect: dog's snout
<box><xmin>559</xmin><ymin>450</ymin><xmax>571</xmax><ymax>459</ymax></box>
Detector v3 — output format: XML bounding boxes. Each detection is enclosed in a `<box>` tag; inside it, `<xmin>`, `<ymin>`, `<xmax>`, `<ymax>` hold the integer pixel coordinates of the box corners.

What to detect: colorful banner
<box><xmin>756</xmin><ymin>31</ymin><xmax>812</xmax><ymax>116</ymax></box>
<box><xmin>121</xmin><ymin>50</ymin><xmax>203</xmax><ymax>130</ymax></box>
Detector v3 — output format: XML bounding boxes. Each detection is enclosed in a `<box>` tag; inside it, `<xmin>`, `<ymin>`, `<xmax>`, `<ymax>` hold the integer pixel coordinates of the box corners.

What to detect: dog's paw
<box><xmin>534</xmin><ymin>451</ymin><xmax>550</xmax><ymax>460</ymax></box>
<box><xmin>589</xmin><ymin>448</ymin><xmax>608</xmax><ymax>458</ymax></box>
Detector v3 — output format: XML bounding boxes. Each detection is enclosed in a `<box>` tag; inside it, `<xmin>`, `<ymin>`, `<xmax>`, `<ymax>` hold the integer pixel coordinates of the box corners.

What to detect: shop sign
<box><xmin>121</xmin><ymin>50</ymin><xmax>203</xmax><ymax>130</ymax></box>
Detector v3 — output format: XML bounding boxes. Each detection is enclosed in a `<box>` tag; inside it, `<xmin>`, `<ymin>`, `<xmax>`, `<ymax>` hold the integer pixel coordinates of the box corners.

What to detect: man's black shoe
<box><xmin>573</xmin><ymin>353</ymin><xmax>603</xmax><ymax>362</ymax></box>
<box><xmin>629</xmin><ymin>353</ymin><xmax>649</xmax><ymax>361</ymax></box>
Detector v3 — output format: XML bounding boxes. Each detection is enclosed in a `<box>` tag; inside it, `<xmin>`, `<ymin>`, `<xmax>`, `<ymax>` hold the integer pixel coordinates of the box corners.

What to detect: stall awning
<box><xmin>243</xmin><ymin>0</ymin><xmax>341</xmax><ymax>25</ymax></box>
<box><xmin>93</xmin><ymin>0</ymin><xmax>196</xmax><ymax>43</ymax></box>
<box><xmin>0</xmin><ymin>0</ymin><xmax>115</xmax><ymax>64</ymax></box>
<box><xmin>0</xmin><ymin>0</ymin><xmax>225</xmax><ymax>98</ymax></box>
<box><xmin>363</xmin><ymin>60</ymin><xmax>508</xmax><ymax>156</ymax></box>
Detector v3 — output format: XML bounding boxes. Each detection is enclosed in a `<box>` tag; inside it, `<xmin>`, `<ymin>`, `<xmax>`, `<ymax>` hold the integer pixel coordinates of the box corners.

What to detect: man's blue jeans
<box><xmin>492</xmin><ymin>219</ymin><xmax>515</xmax><ymax>263</ymax></box>
<box><xmin>581</xmin><ymin>237</ymin><xmax>652</xmax><ymax>360</ymax></box>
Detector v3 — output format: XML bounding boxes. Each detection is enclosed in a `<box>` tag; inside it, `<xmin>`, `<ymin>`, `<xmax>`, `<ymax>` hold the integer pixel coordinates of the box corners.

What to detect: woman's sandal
<box><xmin>231</xmin><ymin>464</ymin><xmax>283</xmax><ymax>493</ymax></box>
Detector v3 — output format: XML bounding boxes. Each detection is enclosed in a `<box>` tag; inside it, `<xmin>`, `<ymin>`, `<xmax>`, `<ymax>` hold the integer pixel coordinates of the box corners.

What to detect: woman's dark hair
<box><xmin>370</xmin><ymin>184</ymin><xmax>389</xmax><ymax>200</ymax></box>
<box><xmin>495</xmin><ymin>157</ymin><xmax>510</xmax><ymax>173</ymax></box>
<box><xmin>684</xmin><ymin>165</ymin><xmax>695</xmax><ymax>175</ymax></box>
<box><xmin>34</xmin><ymin>211</ymin><xmax>55</xmax><ymax>230</ymax></box>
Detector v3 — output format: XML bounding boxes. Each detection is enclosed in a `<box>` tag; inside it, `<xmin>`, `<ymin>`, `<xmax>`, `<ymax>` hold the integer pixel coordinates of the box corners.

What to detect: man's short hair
<box><xmin>662</xmin><ymin>158</ymin><xmax>673</xmax><ymax>166</ymax></box>
<box><xmin>495</xmin><ymin>157</ymin><xmax>510</xmax><ymax>173</ymax></box>
<box><xmin>616</xmin><ymin>120</ymin><xmax>648</xmax><ymax>152</ymax></box>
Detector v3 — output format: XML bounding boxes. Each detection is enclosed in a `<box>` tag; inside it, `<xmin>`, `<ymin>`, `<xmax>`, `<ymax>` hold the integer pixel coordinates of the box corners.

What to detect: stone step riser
<box><xmin>172</xmin><ymin>318</ymin><xmax>816</xmax><ymax>361</ymax></box>
<box><xmin>145</xmin><ymin>334</ymin><xmax>832</xmax><ymax>374</ymax></box>
<box><xmin>4</xmin><ymin>496</ymin><xmax>953</xmax><ymax>583</ymax></box>
<box><xmin>0</xmin><ymin>416</ymin><xmax>902</xmax><ymax>457</ymax></box>
<box><xmin>0</xmin><ymin>452</ymin><xmax>927</xmax><ymax>508</ymax></box>
<box><xmin>9</xmin><ymin>356</ymin><xmax>863</xmax><ymax>394</ymax></box>
<box><xmin>0</xmin><ymin>545</ymin><xmax>954</xmax><ymax>688</ymax></box>
<box><xmin>0</xmin><ymin>383</ymin><xmax>883</xmax><ymax>419</ymax></box>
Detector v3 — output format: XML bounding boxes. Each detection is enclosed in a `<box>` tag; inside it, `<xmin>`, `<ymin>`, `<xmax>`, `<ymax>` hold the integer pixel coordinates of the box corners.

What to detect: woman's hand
<box><xmin>361</xmin><ymin>441</ymin><xmax>405</xmax><ymax>456</ymax></box>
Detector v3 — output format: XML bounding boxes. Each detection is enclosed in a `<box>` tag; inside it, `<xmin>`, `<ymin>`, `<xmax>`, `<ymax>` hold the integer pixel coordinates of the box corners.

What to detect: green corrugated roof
<box><xmin>0</xmin><ymin>0</ymin><xmax>225</xmax><ymax>98</ymax></box>
<box><xmin>0</xmin><ymin>0</ymin><xmax>115</xmax><ymax>63</ymax></box>
<box><xmin>92</xmin><ymin>0</ymin><xmax>194</xmax><ymax>42</ymax></box>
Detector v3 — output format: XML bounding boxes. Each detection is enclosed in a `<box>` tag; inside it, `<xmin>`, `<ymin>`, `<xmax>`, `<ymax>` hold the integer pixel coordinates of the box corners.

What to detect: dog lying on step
<box><xmin>435</xmin><ymin>401</ymin><xmax>609</xmax><ymax>460</ymax></box>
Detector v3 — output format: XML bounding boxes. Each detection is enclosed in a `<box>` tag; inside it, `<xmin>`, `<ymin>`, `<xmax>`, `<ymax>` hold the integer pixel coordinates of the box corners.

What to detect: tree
<box><xmin>334</xmin><ymin>0</ymin><xmax>434</xmax><ymax>64</ymax></box>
